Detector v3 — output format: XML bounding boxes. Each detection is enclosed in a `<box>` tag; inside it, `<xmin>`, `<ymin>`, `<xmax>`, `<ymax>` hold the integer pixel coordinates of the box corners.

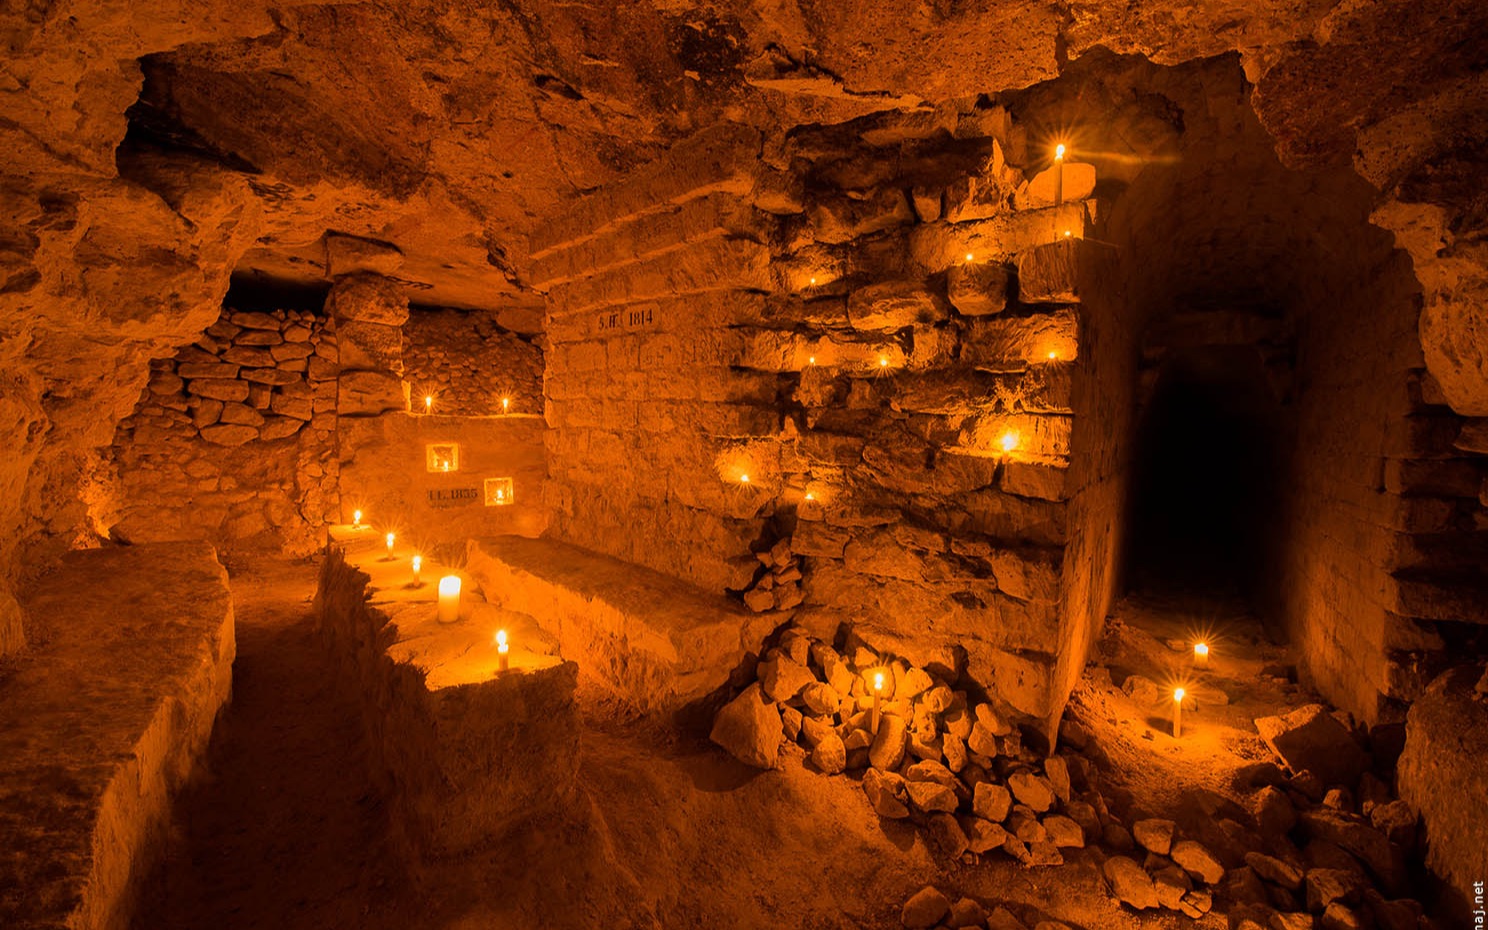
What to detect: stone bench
<box><xmin>464</xmin><ymin>535</ymin><xmax>781</xmax><ymax>718</ymax></box>
<box><xmin>0</xmin><ymin>541</ymin><xmax>235</xmax><ymax>930</ymax></box>
<box><xmin>315</xmin><ymin>527</ymin><xmax>578</xmax><ymax>857</ymax></box>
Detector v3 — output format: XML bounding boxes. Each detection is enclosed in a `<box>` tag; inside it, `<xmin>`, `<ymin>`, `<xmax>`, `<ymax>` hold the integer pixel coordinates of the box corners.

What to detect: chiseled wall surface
<box><xmin>530</xmin><ymin>115</ymin><xmax>1126</xmax><ymax>734</ymax></box>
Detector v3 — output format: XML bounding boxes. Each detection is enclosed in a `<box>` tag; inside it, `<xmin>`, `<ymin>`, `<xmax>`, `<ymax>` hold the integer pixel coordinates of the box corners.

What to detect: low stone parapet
<box><xmin>464</xmin><ymin>535</ymin><xmax>781</xmax><ymax>719</ymax></box>
<box><xmin>315</xmin><ymin>528</ymin><xmax>578</xmax><ymax>857</ymax></box>
<box><xmin>0</xmin><ymin>541</ymin><xmax>235</xmax><ymax>930</ymax></box>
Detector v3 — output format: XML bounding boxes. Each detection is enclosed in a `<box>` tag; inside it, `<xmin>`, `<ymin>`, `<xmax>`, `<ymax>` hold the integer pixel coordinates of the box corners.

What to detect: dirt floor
<box><xmin>136</xmin><ymin>559</ymin><xmax>1323</xmax><ymax>929</ymax></box>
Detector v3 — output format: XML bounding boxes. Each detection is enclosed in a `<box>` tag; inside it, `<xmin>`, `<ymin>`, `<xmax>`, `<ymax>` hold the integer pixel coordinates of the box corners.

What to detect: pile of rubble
<box><xmin>712</xmin><ymin>626</ymin><xmax>1444</xmax><ymax>929</ymax></box>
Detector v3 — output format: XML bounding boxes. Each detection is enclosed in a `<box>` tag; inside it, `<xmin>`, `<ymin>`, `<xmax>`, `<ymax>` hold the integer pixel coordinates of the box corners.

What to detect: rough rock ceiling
<box><xmin>1</xmin><ymin>0</ymin><xmax>1486</xmax><ymax>591</ymax></box>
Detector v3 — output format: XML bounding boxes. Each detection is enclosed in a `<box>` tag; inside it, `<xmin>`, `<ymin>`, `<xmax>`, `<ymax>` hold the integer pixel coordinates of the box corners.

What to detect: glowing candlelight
<box><xmin>1173</xmin><ymin>688</ymin><xmax>1185</xmax><ymax>738</ymax></box>
<box><xmin>1194</xmin><ymin>643</ymin><xmax>1210</xmax><ymax>668</ymax></box>
<box><xmin>871</xmin><ymin>671</ymin><xmax>885</xmax><ymax>734</ymax></box>
<box><xmin>411</xmin><ymin>555</ymin><xmax>422</xmax><ymax>586</ymax></box>
<box><xmin>965</xmin><ymin>252</ymin><xmax>974</xmax><ymax>262</ymax></box>
<box><xmin>352</xmin><ymin>509</ymin><xmax>362</xmax><ymax>528</ymax></box>
<box><xmin>385</xmin><ymin>532</ymin><xmax>395</xmax><ymax>557</ymax></box>
<box><xmin>999</xmin><ymin>430</ymin><xmax>1019</xmax><ymax>453</ymax></box>
<box><xmin>437</xmin><ymin>575</ymin><xmax>461</xmax><ymax>624</ymax></box>
<box><xmin>740</xmin><ymin>474</ymin><xmax>750</xmax><ymax>484</ymax></box>
<box><xmin>808</xmin><ymin>356</ymin><xmax>816</xmax><ymax>365</ymax></box>
<box><xmin>424</xmin><ymin>394</ymin><xmax>433</xmax><ymax>414</ymax></box>
<box><xmin>804</xmin><ymin>492</ymin><xmax>815</xmax><ymax>501</ymax></box>
<box><xmin>809</xmin><ymin>276</ymin><xmax>817</xmax><ymax>286</ymax></box>
<box><xmin>1063</xmin><ymin>229</ymin><xmax>1073</xmax><ymax>238</ymax></box>
<box><xmin>1048</xmin><ymin>351</ymin><xmax>1058</xmax><ymax>360</ymax></box>
<box><xmin>1054</xmin><ymin>143</ymin><xmax>1066</xmax><ymax>207</ymax></box>
<box><xmin>879</xmin><ymin>356</ymin><xmax>889</xmax><ymax>369</ymax></box>
<box><xmin>502</xmin><ymin>396</ymin><xmax>510</xmax><ymax>413</ymax></box>
<box><xmin>496</xmin><ymin>629</ymin><xmax>510</xmax><ymax>672</ymax></box>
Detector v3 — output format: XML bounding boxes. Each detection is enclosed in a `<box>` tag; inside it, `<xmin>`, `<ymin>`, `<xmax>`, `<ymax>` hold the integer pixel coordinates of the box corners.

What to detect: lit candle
<box><xmin>496</xmin><ymin>629</ymin><xmax>510</xmax><ymax>672</ymax></box>
<box><xmin>1054</xmin><ymin>143</ymin><xmax>1066</xmax><ymax>207</ymax></box>
<box><xmin>411</xmin><ymin>555</ymin><xmax>422</xmax><ymax>586</ymax></box>
<box><xmin>352</xmin><ymin>509</ymin><xmax>362</xmax><ymax>528</ymax></box>
<box><xmin>1173</xmin><ymin>688</ymin><xmax>1185</xmax><ymax>739</ymax></box>
<box><xmin>740</xmin><ymin>474</ymin><xmax>750</xmax><ymax>484</ymax></box>
<box><xmin>424</xmin><ymin>395</ymin><xmax>434</xmax><ymax>414</ymax></box>
<box><xmin>879</xmin><ymin>356</ymin><xmax>889</xmax><ymax>369</ymax></box>
<box><xmin>808</xmin><ymin>356</ymin><xmax>816</xmax><ymax>366</ymax></box>
<box><xmin>999</xmin><ymin>431</ymin><xmax>1019</xmax><ymax>453</ymax></box>
<box><xmin>804</xmin><ymin>492</ymin><xmax>815</xmax><ymax>501</ymax></box>
<box><xmin>1048</xmin><ymin>351</ymin><xmax>1058</xmax><ymax>360</ymax></box>
<box><xmin>809</xmin><ymin>276</ymin><xmax>817</xmax><ymax>286</ymax></box>
<box><xmin>871</xmin><ymin>671</ymin><xmax>885</xmax><ymax>734</ymax></box>
<box><xmin>1194</xmin><ymin>643</ymin><xmax>1210</xmax><ymax>668</ymax></box>
<box><xmin>385</xmin><ymin>532</ymin><xmax>395</xmax><ymax>557</ymax></box>
<box><xmin>502</xmin><ymin>396</ymin><xmax>510</xmax><ymax>413</ymax></box>
<box><xmin>964</xmin><ymin>252</ymin><xmax>974</xmax><ymax>262</ymax></box>
<box><xmin>437</xmin><ymin>575</ymin><xmax>461</xmax><ymax>623</ymax></box>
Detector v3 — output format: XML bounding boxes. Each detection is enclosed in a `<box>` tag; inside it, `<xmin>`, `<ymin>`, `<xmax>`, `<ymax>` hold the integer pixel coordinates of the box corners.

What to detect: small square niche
<box><xmin>426</xmin><ymin>442</ymin><xmax>460</xmax><ymax>473</ymax></box>
<box><xmin>484</xmin><ymin>477</ymin><xmax>514</xmax><ymax>506</ymax></box>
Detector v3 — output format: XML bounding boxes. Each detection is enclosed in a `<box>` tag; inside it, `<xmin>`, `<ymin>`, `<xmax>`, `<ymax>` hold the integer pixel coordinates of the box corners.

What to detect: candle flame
<box><xmin>1063</xmin><ymin>229</ymin><xmax>1072</xmax><ymax>238</ymax></box>
<box><xmin>879</xmin><ymin>356</ymin><xmax>889</xmax><ymax>368</ymax></box>
<box><xmin>804</xmin><ymin>492</ymin><xmax>814</xmax><ymax>501</ymax></box>
<box><xmin>496</xmin><ymin>629</ymin><xmax>507</xmax><ymax>648</ymax></box>
<box><xmin>999</xmin><ymin>430</ymin><xmax>1020</xmax><ymax>453</ymax></box>
<box><xmin>808</xmin><ymin>356</ymin><xmax>816</xmax><ymax>365</ymax></box>
<box><xmin>873</xmin><ymin>671</ymin><xmax>884</xmax><ymax>692</ymax></box>
<box><xmin>386</xmin><ymin>532</ymin><xmax>395</xmax><ymax>548</ymax></box>
<box><xmin>1048</xmin><ymin>351</ymin><xmax>1058</xmax><ymax>360</ymax></box>
<box><xmin>502</xmin><ymin>396</ymin><xmax>510</xmax><ymax>412</ymax></box>
<box><xmin>809</xmin><ymin>276</ymin><xmax>817</xmax><ymax>286</ymax></box>
<box><xmin>352</xmin><ymin>509</ymin><xmax>362</xmax><ymax>526</ymax></box>
<box><xmin>1055</xmin><ymin>143</ymin><xmax>1066</xmax><ymax>160</ymax></box>
<box><xmin>739</xmin><ymin>473</ymin><xmax>750</xmax><ymax>484</ymax></box>
<box><xmin>1174</xmin><ymin>687</ymin><xmax>1186</xmax><ymax>702</ymax></box>
<box><xmin>424</xmin><ymin>395</ymin><xmax>433</xmax><ymax>411</ymax></box>
<box><xmin>1194</xmin><ymin>643</ymin><xmax>1209</xmax><ymax>657</ymax></box>
<box><xmin>412</xmin><ymin>555</ymin><xmax>422</xmax><ymax>571</ymax></box>
<box><xmin>964</xmin><ymin>252</ymin><xmax>975</xmax><ymax>262</ymax></box>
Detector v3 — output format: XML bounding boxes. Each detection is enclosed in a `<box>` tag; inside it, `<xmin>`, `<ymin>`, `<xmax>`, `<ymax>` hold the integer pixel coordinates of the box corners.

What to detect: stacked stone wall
<box><xmin>530</xmin><ymin>114</ymin><xmax>1128</xmax><ymax>734</ymax></box>
<box><xmin>401</xmin><ymin>308</ymin><xmax>543</xmax><ymax>417</ymax></box>
<box><xmin>109</xmin><ymin>306</ymin><xmax>339</xmax><ymax>552</ymax></box>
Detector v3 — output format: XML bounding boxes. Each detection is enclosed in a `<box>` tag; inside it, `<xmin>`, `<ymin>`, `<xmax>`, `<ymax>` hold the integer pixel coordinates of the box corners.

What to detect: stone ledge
<box><xmin>0</xmin><ymin>541</ymin><xmax>235</xmax><ymax>930</ymax></box>
<box><xmin>315</xmin><ymin>538</ymin><xmax>578</xmax><ymax>857</ymax></box>
<box><xmin>465</xmin><ymin>535</ymin><xmax>782</xmax><ymax>717</ymax></box>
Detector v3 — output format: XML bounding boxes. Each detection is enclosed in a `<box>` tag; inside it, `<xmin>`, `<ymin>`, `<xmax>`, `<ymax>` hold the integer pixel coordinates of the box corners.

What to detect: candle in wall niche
<box><xmin>437</xmin><ymin>575</ymin><xmax>461</xmax><ymax>623</ymax></box>
<box><xmin>496</xmin><ymin>629</ymin><xmax>510</xmax><ymax>672</ymax></box>
<box><xmin>1194</xmin><ymin>643</ymin><xmax>1210</xmax><ymax>668</ymax></box>
<box><xmin>1173</xmin><ymin>688</ymin><xmax>1185</xmax><ymax>739</ymax></box>
<box><xmin>871</xmin><ymin>672</ymin><xmax>884</xmax><ymax>734</ymax></box>
<box><xmin>385</xmin><ymin>532</ymin><xmax>395</xmax><ymax>557</ymax></box>
<box><xmin>411</xmin><ymin>555</ymin><xmax>422</xmax><ymax>586</ymax></box>
<box><xmin>424</xmin><ymin>395</ymin><xmax>434</xmax><ymax>414</ymax></box>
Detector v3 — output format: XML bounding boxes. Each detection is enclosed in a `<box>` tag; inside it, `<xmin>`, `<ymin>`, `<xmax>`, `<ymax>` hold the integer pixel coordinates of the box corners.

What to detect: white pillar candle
<box><xmin>411</xmin><ymin>555</ymin><xmax>422</xmax><ymax>586</ymax></box>
<box><xmin>1173</xmin><ymin>688</ymin><xmax>1185</xmax><ymax>739</ymax></box>
<box><xmin>1194</xmin><ymin>643</ymin><xmax>1210</xmax><ymax>668</ymax></box>
<box><xmin>496</xmin><ymin>629</ymin><xmax>510</xmax><ymax>672</ymax></box>
<box><xmin>871</xmin><ymin>672</ymin><xmax>884</xmax><ymax>734</ymax></box>
<box><xmin>437</xmin><ymin>575</ymin><xmax>461</xmax><ymax>624</ymax></box>
<box><xmin>385</xmin><ymin>532</ymin><xmax>395</xmax><ymax>557</ymax></box>
<box><xmin>1054</xmin><ymin>143</ymin><xmax>1066</xmax><ymax>207</ymax></box>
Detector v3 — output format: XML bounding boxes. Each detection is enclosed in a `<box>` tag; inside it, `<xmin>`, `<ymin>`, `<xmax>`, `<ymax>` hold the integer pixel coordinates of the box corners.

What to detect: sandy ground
<box><xmin>136</xmin><ymin>560</ymin><xmax>1322</xmax><ymax>929</ymax></box>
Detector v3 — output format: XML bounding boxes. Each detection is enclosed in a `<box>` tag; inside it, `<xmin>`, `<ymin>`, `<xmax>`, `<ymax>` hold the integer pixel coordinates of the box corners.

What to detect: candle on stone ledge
<box><xmin>502</xmin><ymin>396</ymin><xmax>510</xmax><ymax>413</ymax></box>
<box><xmin>871</xmin><ymin>671</ymin><xmax>885</xmax><ymax>734</ymax></box>
<box><xmin>437</xmin><ymin>575</ymin><xmax>461</xmax><ymax>624</ymax></box>
<box><xmin>424</xmin><ymin>394</ymin><xmax>434</xmax><ymax>414</ymax></box>
<box><xmin>411</xmin><ymin>555</ymin><xmax>422</xmax><ymax>586</ymax></box>
<box><xmin>1194</xmin><ymin>642</ymin><xmax>1210</xmax><ymax>668</ymax></box>
<box><xmin>385</xmin><ymin>531</ymin><xmax>395</xmax><ymax>557</ymax></box>
<box><xmin>496</xmin><ymin>629</ymin><xmax>510</xmax><ymax>672</ymax></box>
<box><xmin>1173</xmin><ymin>688</ymin><xmax>1185</xmax><ymax>739</ymax></box>
<box><xmin>1054</xmin><ymin>142</ymin><xmax>1066</xmax><ymax>207</ymax></box>
<box><xmin>352</xmin><ymin>509</ymin><xmax>362</xmax><ymax>528</ymax></box>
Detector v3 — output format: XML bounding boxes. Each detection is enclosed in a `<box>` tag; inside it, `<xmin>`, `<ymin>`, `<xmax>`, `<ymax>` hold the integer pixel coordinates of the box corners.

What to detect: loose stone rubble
<box><xmin>714</xmin><ymin>623</ymin><xmax>1445</xmax><ymax>928</ymax></box>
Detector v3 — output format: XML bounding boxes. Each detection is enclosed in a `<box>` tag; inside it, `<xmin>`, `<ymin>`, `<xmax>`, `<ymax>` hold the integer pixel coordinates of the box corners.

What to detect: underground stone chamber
<box><xmin>3</xmin><ymin>9</ymin><xmax>1488</xmax><ymax>930</ymax></box>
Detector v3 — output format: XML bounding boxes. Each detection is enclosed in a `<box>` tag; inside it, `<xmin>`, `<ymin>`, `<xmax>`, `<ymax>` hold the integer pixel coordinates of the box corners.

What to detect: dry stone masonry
<box><xmin>530</xmin><ymin>110</ymin><xmax>1132</xmax><ymax>738</ymax></box>
<box><xmin>108</xmin><ymin>305</ymin><xmax>339</xmax><ymax>551</ymax></box>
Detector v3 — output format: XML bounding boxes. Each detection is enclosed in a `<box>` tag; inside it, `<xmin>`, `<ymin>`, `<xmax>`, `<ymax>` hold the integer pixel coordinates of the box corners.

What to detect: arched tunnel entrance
<box><xmin>1125</xmin><ymin>344</ymin><xmax>1288</xmax><ymax>605</ymax></box>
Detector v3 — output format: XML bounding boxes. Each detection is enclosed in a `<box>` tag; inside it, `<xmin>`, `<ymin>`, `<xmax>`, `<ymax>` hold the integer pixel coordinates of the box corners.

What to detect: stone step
<box><xmin>464</xmin><ymin>535</ymin><xmax>784</xmax><ymax>717</ymax></box>
<box><xmin>0</xmin><ymin>541</ymin><xmax>234</xmax><ymax>930</ymax></box>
